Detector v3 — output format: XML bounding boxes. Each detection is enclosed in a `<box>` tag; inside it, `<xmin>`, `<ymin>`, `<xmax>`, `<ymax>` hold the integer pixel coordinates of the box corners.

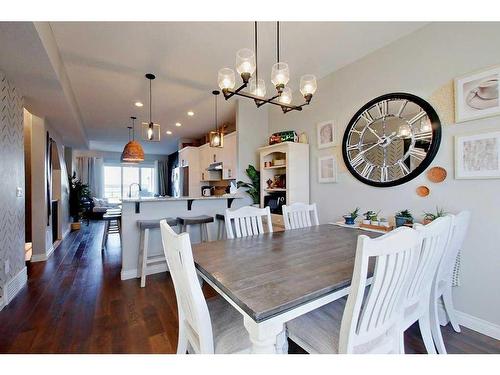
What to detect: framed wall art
<box><xmin>455</xmin><ymin>131</ymin><xmax>500</xmax><ymax>179</ymax></box>
<box><xmin>455</xmin><ymin>65</ymin><xmax>500</xmax><ymax>123</ymax></box>
<box><xmin>317</xmin><ymin>120</ymin><xmax>335</xmax><ymax>149</ymax></box>
<box><xmin>318</xmin><ymin>155</ymin><xmax>337</xmax><ymax>183</ymax></box>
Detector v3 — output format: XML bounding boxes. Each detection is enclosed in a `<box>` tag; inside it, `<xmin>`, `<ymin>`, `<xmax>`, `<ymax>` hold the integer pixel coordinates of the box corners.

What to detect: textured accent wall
<box><xmin>0</xmin><ymin>71</ymin><xmax>25</xmax><ymax>303</ymax></box>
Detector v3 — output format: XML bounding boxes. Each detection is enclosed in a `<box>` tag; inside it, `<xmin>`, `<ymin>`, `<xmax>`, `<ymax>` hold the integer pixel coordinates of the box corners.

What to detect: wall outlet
<box><xmin>16</xmin><ymin>187</ymin><xmax>23</xmax><ymax>197</ymax></box>
<box><xmin>5</xmin><ymin>259</ymin><xmax>10</xmax><ymax>274</ymax></box>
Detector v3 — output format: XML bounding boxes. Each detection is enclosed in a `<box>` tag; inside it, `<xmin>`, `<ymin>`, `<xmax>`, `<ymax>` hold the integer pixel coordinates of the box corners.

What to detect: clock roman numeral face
<box><xmin>342</xmin><ymin>93</ymin><xmax>442</xmax><ymax>187</ymax></box>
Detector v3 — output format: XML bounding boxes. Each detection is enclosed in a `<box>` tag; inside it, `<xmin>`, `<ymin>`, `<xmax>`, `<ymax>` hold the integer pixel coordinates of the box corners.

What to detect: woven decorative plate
<box><xmin>427</xmin><ymin>166</ymin><xmax>447</xmax><ymax>183</ymax></box>
<box><xmin>416</xmin><ymin>185</ymin><xmax>430</xmax><ymax>197</ymax></box>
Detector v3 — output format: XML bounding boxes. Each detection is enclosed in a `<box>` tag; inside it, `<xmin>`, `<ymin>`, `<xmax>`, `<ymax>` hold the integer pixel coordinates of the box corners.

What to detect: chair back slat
<box><xmin>225</xmin><ymin>206</ymin><xmax>272</xmax><ymax>239</ymax></box>
<box><xmin>405</xmin><ymin>216</ymin><xmax>453</xmax><ymax>310</ymax></box>
<box><xmin>437</xmin><ymin>211</ymin><xmax>470</xmax><ymax>285</ymax></box>
<box><xmin>339</xmin><ymin>227</ymin><xmax>421</xmax><ymax>354</ymax></box>
<box><xmin>160</xmin><ymin>220</ymin><xmax>214</xmax><ymax>353</ymax></box>
<box><xmin>282</xmin><ymin>203</ymin><xmax>319</xmax><ymax>230</ymax></box>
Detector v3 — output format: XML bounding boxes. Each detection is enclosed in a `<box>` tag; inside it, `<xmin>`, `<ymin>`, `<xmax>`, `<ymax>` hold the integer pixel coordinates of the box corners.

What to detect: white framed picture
<box><xmin>455</xmin><ymin>131</ymin><xmax>500</xmax><ymax>179</ymax></box>
<box><xmin>455</xmin><ymin>65</ymin><xmax>500</xmax><ymax>123</ymax></box>
<box><xmin>318</xmin><ymin>155</ymin><xmax>337</xmax><ymax>183</ymax></box>
<box><xmin>317</xmin><ymin>120</ymin><xmax>335</xmax><ymax>149</ymax></box>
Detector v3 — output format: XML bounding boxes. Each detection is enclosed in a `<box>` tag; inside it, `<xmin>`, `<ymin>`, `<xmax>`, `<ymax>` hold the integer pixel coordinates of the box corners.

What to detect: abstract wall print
<box><xmin>317</xmin><ymin>120</ymin><xmax>335</xmax><ymax>149</ymax></box>
<box><xmin>455</xmin><ymin>65</ymin><xmax>500</xmax><ymax>122</ymax></box>
<box><xmin>318</xmin><ymin>155</ymin><xmax>337</xmax><ymax>183</ymax></box>
<box><xmin>455</xmin><ymin>131</ymin><xmax>500</xmax><ymax>179</ymax></box>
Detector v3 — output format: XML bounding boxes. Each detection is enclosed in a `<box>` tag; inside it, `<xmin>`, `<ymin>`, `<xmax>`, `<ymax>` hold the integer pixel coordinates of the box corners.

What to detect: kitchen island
<box><xmin>120</xmin><ymin>195</ymin><xmax>248</xmax><ymax>280</ymax></box>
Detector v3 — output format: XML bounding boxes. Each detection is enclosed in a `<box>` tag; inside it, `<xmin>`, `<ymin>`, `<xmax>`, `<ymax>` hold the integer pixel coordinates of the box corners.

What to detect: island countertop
<box><xmin>122</xmin><ymin>194</ymin><xmax>242</xmax><ymax>203</ymax></box>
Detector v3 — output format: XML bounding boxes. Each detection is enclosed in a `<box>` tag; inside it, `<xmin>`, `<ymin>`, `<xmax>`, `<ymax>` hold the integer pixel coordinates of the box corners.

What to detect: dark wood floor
<box><xmin>1</xmin><ymin>221</ymin><xmax>498</xmax><ymax>354</ymax></box>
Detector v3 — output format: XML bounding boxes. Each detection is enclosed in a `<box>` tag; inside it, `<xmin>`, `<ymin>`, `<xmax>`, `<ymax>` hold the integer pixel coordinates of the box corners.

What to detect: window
<box><xmin>104</xmin><ymin>164</ymin><xmax>156</xmax><ymax>199</ymax></box>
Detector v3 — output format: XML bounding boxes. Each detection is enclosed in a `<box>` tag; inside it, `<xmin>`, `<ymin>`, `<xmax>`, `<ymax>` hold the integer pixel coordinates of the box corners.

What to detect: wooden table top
<box><xmin>192</xmin><ymin>224</ymin><xmax>382</xmax><ymax>322</ymax></box>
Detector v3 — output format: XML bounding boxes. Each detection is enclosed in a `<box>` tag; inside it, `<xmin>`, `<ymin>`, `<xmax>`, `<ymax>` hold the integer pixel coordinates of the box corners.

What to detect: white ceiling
<box><xmin>2</xmin><ymin>22</ymin><xmax>428</xmax><ymax>155</ymax></box>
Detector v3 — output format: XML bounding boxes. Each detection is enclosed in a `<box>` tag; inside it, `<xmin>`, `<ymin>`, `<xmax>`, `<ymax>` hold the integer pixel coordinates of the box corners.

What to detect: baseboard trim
<box><xmin>4</xmin><ymin>267</ymin><xmax>27</xmax><ymax>307</ymax></box>
<box><xmin>30</xmin><ymin>246</ymin><xmax>53</xmax><ymax>263</ymax></box>
<box><xmin>456</xmin><ymin>310</ymin><xmax>500</xmax><ymax>341</ymax></box>
<box><xmin>121</xmin><ymin>263</ymin><xmax>168</xmax><ymax>281</ymax></box>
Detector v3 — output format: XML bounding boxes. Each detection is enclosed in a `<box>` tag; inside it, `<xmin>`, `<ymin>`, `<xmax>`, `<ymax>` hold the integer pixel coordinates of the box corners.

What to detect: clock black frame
<box><xmin>341</xmin><ymin>92</ymin><xmax>442</xmax><ymax>187</ymax></box>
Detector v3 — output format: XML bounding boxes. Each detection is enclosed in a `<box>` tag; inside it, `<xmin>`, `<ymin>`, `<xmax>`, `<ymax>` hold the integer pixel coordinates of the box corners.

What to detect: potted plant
<box><xmin>343</xmin><ymin>207</ymin><xmax>359</xmax><ymax>225</ymax></box>
<box><xmin>379</xmin><ymin>218</ymin><xmax>390</xmax><ymax>228</ymax></box>
<box><xmin>362</xmin><ymin>210</ymin><xmax>378</xmax><ymax>225</ymax></box>
<box><xmin>69</xmin><ymin>172</ymin><xmax>91</xmax><ymax>231</ymax></box>
<box><xmin>370</xmin><ymin>211</ymin><xmax>380</xmax><ymax>226</ymax></box>
<box><xmin>423</xmin><ymin>207</ymin><xmax>447</xmax><ymax>225</ymax></box>
<box><xmin>237</xmin><ymin>165</ymin><xmax>260</xmax><ymax>206</ymax></box>
<box><xmin>395</xmin><ymin>209</ymin><xmax>414</xmax><ymax>227</ymax></box>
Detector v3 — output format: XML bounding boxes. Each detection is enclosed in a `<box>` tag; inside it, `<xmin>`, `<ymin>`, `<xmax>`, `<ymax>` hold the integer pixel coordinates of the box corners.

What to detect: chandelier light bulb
<box><xmin>279</xmin><ymin>87</ymin><xmax>293</xmax><ymax>104</ymax></box>
<box><xmin>218</xmin><ymin>68</ymin><xmax>236</xmax><ymax>90</ymax></box>
<box><xmin>249</xmin><ymin>78</ymin><xmax>266</xmax><ymax>98</ymax></box>
<box><xmin>235</xmin><ymin>48</ymin><xmax>256</xmax><ymax>80</ymax></box>
<box><xmin>299</xmin><ymin>74</ymin><xmax>317</xmax><ymax>97</ymax></box>
<box><xmin>271</xmin><ymin>62</ymin><xmax>290</xmax><ymax>91</ymax></box>
<box><xmin>147</xmin><ymin>123</ymin><xmax>154</xmax><ymax>140</ymax></box>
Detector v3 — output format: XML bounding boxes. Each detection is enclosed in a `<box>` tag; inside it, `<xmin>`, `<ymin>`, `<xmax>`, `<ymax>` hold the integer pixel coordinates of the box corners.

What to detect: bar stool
<box><xmin>215</xmin><ymin>213</ymin><xmax>226</xmax><ymax>240</ymax></box>
<box><xmin>177</xmin><ymin>215</ymin><xmax>214</xmax><ymax>243</ymax></box>
<box><xmin>138</xmin><ymin>217</ymin><xmax>178</xmax><ymax>288</ymax></box>
<box><xmin>101</xmin><ymin>211</ymin><xmax>121</xmax><ymax>250</ymax></box>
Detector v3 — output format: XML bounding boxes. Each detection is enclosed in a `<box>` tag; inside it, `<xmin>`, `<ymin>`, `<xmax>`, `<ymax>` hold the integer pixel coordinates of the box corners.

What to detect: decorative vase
<box><xmin>362</xmin><ymin>219</ymin><xmax>371</xmax><ymax>225</ymax></box>
<box><xmin>395</xmin><ymin>216</ymin><xmax>412</xmax><ymax>227</ymax></box>
<box><xmin>371</xmin><ymin>220</ymin><xmax>379</xmax><ymax>226</ymax></box>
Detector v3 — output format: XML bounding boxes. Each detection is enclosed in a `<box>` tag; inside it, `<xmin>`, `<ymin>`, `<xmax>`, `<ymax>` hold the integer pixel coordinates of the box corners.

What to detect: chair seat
<box><xmin>137</xmin><ymin>217</ymin><xmax>178</xmax><ymax>230</ymax></box>
<box><xmin>207</xmin><ymin>296</ymin><xmax>251</xmax><ymax>354</ymax></box>
<box><xmin>177</xmin><ymin>215</ymin><xmax>214</xmax><ymax>225</ymax></box>
<box><xmin>215</xmin><ymin>214</ymin><xmax>225</xmax><ymax>221</ymax></box>
<box><xmin>286</xmin><ymin>297</ymin><xmax>346</xmax><ymax>354</ymax></box>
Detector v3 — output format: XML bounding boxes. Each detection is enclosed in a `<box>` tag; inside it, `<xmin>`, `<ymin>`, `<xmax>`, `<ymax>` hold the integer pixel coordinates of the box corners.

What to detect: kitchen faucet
<box><xmin>128</xmin><ymin>183</ymin><xmax>142</xmax><ymax>198</ymax></box>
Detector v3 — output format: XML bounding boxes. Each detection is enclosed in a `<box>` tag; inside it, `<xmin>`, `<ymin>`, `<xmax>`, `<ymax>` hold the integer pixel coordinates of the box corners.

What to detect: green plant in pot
<box><xmin>362</xmin><ymin>210</ymin><xmax>379</xmax><ymax>224</ymax></box>
<box><xmin>395</xmin><ymin>209</ymin><xmax>414</xmax><ymax>227</ymax></box>
<box><xmin>69</xmin><ymin>172</ymin><xmax>91</xmax><ymax>230</ymax></box>
<box><xmin>237</xmin><ymin>165</ymin><xmax>260</xmax><ymax>205</ymax></box>
<box><xmin>343</xmin><ymin>207</ymin><xmax>359</xmax><ymax>225</ymax></box>
<box><xmin>423</xmin><ymin>206</ymin><xmax>447</xmax><ymax>224</ymax></box>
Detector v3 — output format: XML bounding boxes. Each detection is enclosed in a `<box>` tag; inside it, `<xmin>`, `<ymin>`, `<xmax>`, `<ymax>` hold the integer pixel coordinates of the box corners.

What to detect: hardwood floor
<box><xmin>0</xmin><ymin>221</ymin><xmax>498</xmax><ymax>354</ymax></box>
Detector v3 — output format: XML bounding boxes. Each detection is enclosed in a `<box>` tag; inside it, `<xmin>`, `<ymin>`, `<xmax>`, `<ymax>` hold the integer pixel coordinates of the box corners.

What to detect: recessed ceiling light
<box><xmin>166</xmin><ymin>130</ymin><xmax>173</xmax><ymax>135</ymax></box>
<box><xmin>135</xmin><ymin>101</ymin><xmax>143</xmax><ymax>107</ymax></box>
<box><xmin>175</xmin><ymin>122</ymin><xmax>182</xmax><ymax>127</ymax></box>
<box><xmin>187</xmin><ymin>111</ymin><xmax>194</xmax><ymax>116</ymax></box>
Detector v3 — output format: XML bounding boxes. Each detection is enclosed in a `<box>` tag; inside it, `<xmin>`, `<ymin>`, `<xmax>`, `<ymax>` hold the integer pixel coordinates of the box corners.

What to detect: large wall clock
<box><xmin>342</xmin><ymin>93</ymin><xmax>442</xmax><ymax>187</ymax></box>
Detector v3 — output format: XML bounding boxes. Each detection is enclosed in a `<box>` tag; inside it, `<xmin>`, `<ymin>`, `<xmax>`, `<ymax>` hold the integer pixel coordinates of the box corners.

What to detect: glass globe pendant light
<box><xmin>121</xmin><ymin>116</ymin><xmax>145</xmax><ymax>163</ymax></box>
<box><xmin>209</xmin><ymin>90</ymin><xmax>223</xmax><ymax>148</ymax></box>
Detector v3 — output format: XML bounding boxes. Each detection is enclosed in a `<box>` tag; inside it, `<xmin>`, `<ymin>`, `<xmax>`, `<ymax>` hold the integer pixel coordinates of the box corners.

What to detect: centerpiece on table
<box><xmin>343</xmin><ymin>207</ymin><xmax>359</xmax><ymax>225</ymax></box>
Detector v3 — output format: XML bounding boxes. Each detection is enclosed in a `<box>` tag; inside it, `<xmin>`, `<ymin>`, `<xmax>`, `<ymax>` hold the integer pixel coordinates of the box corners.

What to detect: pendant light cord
<box><xmin>132</xmin><ymin>117</ymin><xmax>135</xmax><ymax>141</ymax></box>
<box><xmin>277</xmin><ymin>21</ymin><xmax>280</xmax><ymax>63</ymax></box>
<box><xmin>214</xmin><ymin>93</ymin><xmax>218</xmax><ymax>132</ymax></box>
<box><xmin>149</xmin><ymin>79</ymin><xmax>152</xmax><ymax>124</ymax></box>
<box><xmin>255</xmin><ymin>21</ymin><xmax>258</xmax><ymax>84</ymax></box>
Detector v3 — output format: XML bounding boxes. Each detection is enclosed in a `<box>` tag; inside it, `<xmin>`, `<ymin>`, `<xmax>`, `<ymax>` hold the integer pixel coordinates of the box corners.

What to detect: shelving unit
<box><xmin>258</xmin><ymin>142</ymin><xmax>310</xmax><ymax>228</ymax></box>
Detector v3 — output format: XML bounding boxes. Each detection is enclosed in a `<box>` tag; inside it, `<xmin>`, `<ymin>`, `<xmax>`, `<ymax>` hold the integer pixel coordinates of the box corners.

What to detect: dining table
<box><xmin>192</xmin><ymin>224</ymin><xmax>382</xmax><ymax>354</ymax></box>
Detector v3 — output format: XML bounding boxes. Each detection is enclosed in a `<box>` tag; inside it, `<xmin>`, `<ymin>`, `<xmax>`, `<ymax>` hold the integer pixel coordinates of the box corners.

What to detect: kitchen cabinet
<box><xmin>220</xmin><ymin>131</ymin><xmax>237</xmax><ymax>180</ymax></box>
<box><xmin>198</xmin><ymin>131</ymin><xmax>237</xmax><ymax>181</ymax></box>
<box><xmin>178</xmin><ymin>146</ymin><xmax>201</xmax><ymax>197</ymax></box>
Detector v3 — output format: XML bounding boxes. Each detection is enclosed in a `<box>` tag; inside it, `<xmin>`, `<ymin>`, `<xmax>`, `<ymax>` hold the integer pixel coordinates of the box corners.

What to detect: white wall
<box><xmin>268</xmin><ymin>23</ymin><xmax>500</xmax><ymax>327</ymax></box>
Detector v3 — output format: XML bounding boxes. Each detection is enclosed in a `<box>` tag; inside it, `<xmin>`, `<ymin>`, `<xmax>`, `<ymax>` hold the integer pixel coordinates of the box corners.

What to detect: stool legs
<box><xmin>217</xmin><ymin>220</ymin><xmax>225</xmax><ymax>240</ymax></box>
<box><xmin>140</xmin><ymin>228</ymin><xmax>150</xmax><ymax>288</ymax></box>
<box><xmin>101</xmin><ymin>220</ymin><xmax>110</xmax><ymax>250</ymax></box>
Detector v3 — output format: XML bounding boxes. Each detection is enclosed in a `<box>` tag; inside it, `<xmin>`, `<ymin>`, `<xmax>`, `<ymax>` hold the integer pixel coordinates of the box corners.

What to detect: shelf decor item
<box><xmin>317</xmin><ymin>120</ymin><xmax>335</xmax><ymax>149</ymax></box>
<box><xmin>395</xmin><ymin>209</ymin><xmax>413</xmax><ymax>227</ymax></box>
<box><xmin>455</xmin><ymin>131</ymin><xmax>500</xmax><ymax>179</ymax></box>
<box><xmin>269</xmin><ymin>130</ymin><xmax>298</xmax><ymax>145</ymax></box>
<box><xmin>217</xmin><ymin>22</ymin><xmax>317</xmax><ymax>114</ymax></box>
<box><xmin>427</xmin><ymin>166</ymin><xmax>447</xmax><ymax>183</ymax></box>
<box><xmin>343</xmin><ymin>207</ymin><xmax>359</xmax><ymax>225</ymax></box>
<box><xmin>454</xmin><ymin>65</ymin><xmax>500</xmax><ymax>123</ymax></box>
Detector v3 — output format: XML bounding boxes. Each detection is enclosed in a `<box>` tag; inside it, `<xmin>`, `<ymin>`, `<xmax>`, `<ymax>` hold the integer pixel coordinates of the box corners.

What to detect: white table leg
<box><xmin>244</xmin><ymin>316</ymin><xmax>286</xmax><ymax>354</ymax></box>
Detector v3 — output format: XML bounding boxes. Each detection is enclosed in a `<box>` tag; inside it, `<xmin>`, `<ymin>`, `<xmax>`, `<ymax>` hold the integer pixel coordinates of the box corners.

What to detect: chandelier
<box><xmin>217</xmin><ymin>22</ymin><xmax>317</xmax><ymax>114</ymax></box>
<box><xmin>121</xmin><ymin>116</ymin><xmax>144</xmax><ymax>163</ymax></box>
<box><xmin>142</xmin><ymin>73</ymin><xmax>161</xmax><ymax>141</ymax></box>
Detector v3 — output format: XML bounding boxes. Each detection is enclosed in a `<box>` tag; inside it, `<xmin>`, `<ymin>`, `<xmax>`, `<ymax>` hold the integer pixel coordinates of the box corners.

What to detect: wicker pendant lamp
<box><xmin>121</xmin><ymin>116</ymin><xmax>144</xmax><ymax>163</ymax></box>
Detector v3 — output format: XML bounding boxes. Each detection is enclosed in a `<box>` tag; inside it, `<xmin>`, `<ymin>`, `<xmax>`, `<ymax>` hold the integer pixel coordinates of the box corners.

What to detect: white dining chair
<box><xmin>159</xmin><ymin>220</ymin><xmax>252</xmax><ymax>354</ymax></box>
<box><xmin>430</xmin><ymin>211</ymin><xmax>471</xmax><ymax>354</ymax></box>
<box><xmin>282</xmin><ymin>202</ymin><xmax>319</xmax><ymax>230</ymax></box>
<box><xmin>286</xmin><ymin>227</ymin><xmax>421</xmax><ymax>354</ymax></box>
<box><xmin>224</xmin><ymin>205</ymin><xmax>273</xmax><ymax>239</ymax></box>
<box><xmin>400</xmin><ymin>216</ymin><xmax>453</xmax><ymax>354</ymax></box>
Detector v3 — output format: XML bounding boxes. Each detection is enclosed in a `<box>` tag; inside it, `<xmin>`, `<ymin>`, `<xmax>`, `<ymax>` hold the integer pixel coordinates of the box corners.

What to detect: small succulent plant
<box><xmin>423</xmin><ymin>207</ymin><xmax>447</xmax><ymax>221</ymax></box>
